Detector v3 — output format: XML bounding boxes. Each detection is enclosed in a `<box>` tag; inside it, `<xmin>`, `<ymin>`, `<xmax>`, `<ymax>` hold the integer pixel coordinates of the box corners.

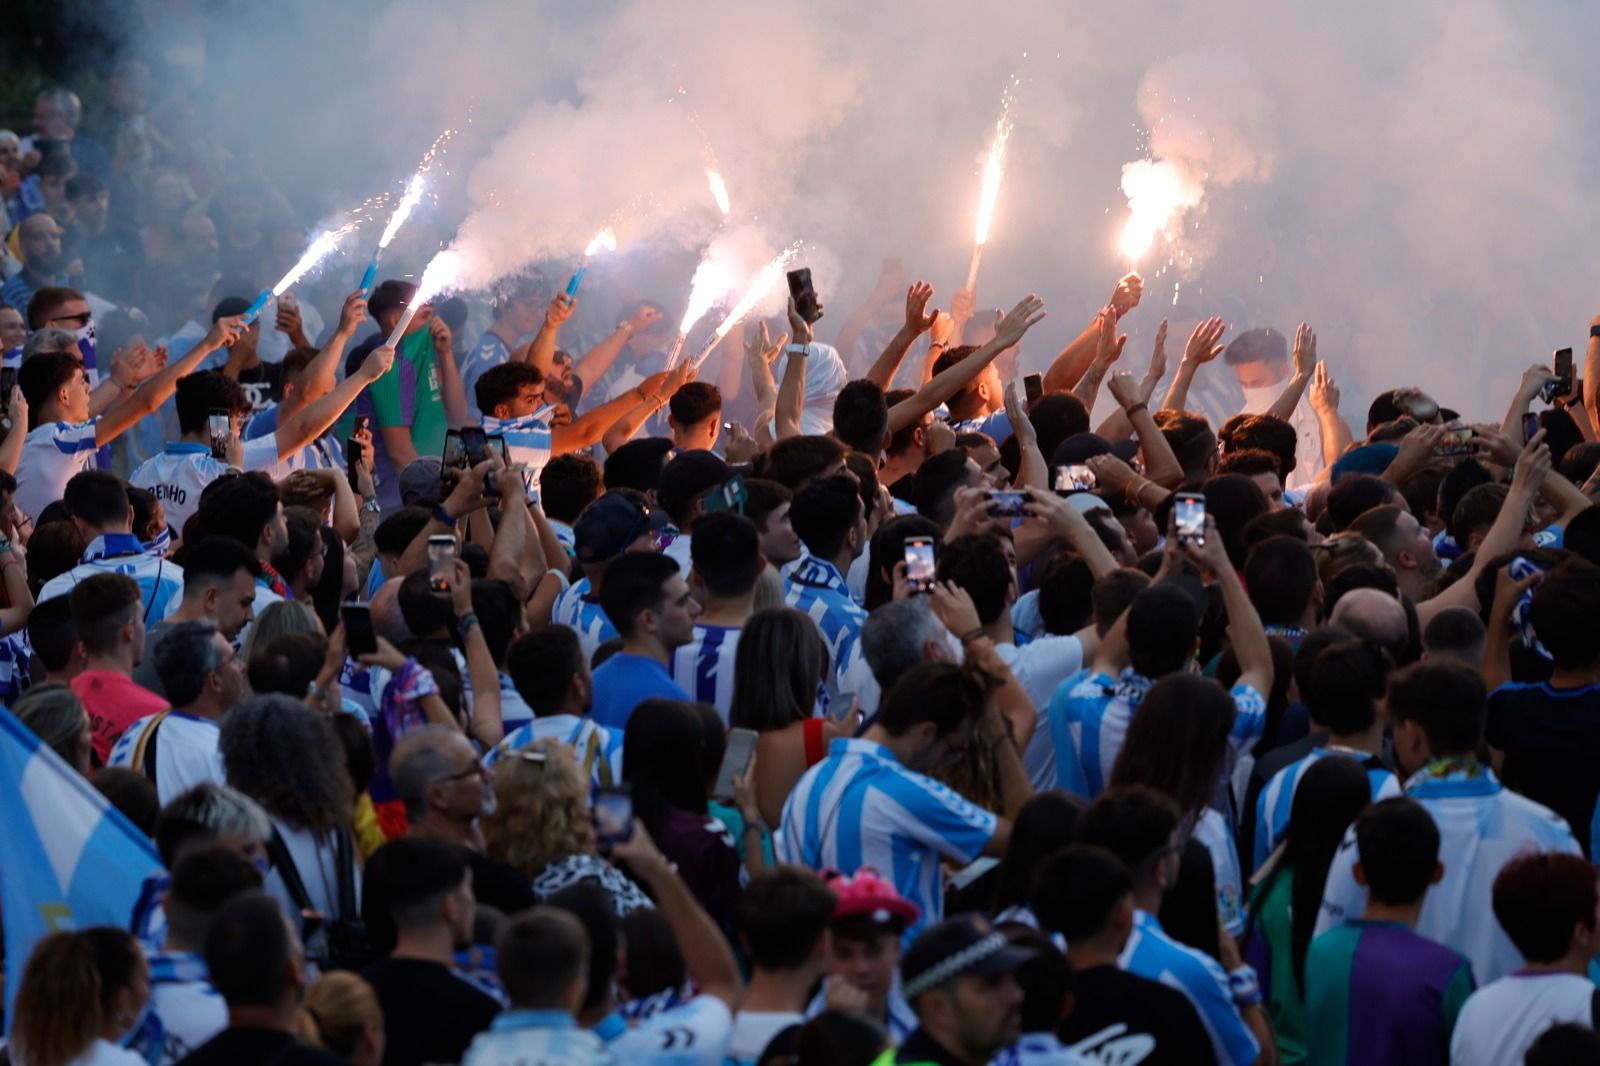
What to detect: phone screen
<box><xmin>593</xmin><ymin>786</ymin><xmax>634</xmax><ymax>849</ymax></box>
<box><xmin>1175</xmin><ymin>494</ymin><xmax>1206</xmax><ymax>547</ymax></box>
<box><xmin>904</xmin><ymin>538</ymin><xmax>936</xmax><ymax>594</ymax></box>
<box><xmin>988</xmin><ymin>490</ymin><xmax>1027</xmax><ymax>518</ymax></box>
<box><xmin>786</xmin><ymin>267</ymin><xmax>822</xmax><ymax>324</ymax></box>
<box><xmin>460</xmin><ymin>426</ymin><xmax>490</xmax><ymax>464</ymax></box>
<box><xmin>1055</xmin><ymin>465</ymin><xmax>1096</xmax><ymax>493</ymax></box>
<box><xmin>427</xmin><ymin>535</ymin><xmax>457</xmax><ymax>591</ymax></box>
<box><xmin>713</xmin><ymin>728</ymin><xmax>760</xmax><ymax>801</ymax></box>
<box><xmin>1522</xmin><ymin>411</ymin><xmax>1541</xmax><ymax>442</ymax></box>
<box><xmin>208</xmin><ymin>410</ymin><xmax>231</xmax><ymax>460</ymax></box>
<box><xmin>441</xmin><ymin>429</ymin><xmax>468</xmax><ymax>470</ymax></box>
<box><xmin>340</xmin><ymin>601</ymin><xmax>377</xmax><ymax>656</ymax></box>
<box><xmin>1024</xmin><ymin>373</ymin><xmax>1043</xmax><ymax>405</ymax></box>
<box><xmin>353</xmin><ymin>414</ymin><xmax>371</xmax><ymax>436</ymax></box>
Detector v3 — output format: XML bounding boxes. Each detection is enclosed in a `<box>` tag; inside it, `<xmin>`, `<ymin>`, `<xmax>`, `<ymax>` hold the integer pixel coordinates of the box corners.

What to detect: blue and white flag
<box><xmin>0</xmin><ymin>705</ymin><xmax>165</xmax><ymax>1029</ymax></box>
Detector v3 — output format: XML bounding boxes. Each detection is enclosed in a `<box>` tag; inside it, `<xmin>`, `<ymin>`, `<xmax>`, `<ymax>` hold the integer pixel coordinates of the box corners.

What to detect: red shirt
<box><xmin>72</xmin><ymin>669</ymin><xmax>170</xmax><ymax>764</ymax></box>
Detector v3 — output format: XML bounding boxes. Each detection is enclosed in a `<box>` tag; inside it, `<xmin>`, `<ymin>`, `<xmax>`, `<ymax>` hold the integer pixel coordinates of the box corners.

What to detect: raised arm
<box><xmin>1264</xmin><ymin>324</ymin><xmax>1316</xmax><ymax>421</ymax></box>
<box><xmin>863</xmin><ymin>282</ymin><xmax>936</xmax><ymax>389</ymax></box>
<box><xmin>0</xmin><ymin>388</ymin><xmax>27</xmax><ymax>475</ymax></box>
<box><xmin>1003</xmin><ymin>382</ymin><xmax>1047</xmax><ymax>490</ymax></box>
<box><xmin>1041</xmin><ymin>274</ymin><xmax>1141</xmax><ymax>393</ymax></box>
<box><xmin>1483</xmin><ymin>565</ymin><xmax>1541</xmax><ymax>695</ymax></box>
<box><xmin>885</xmin><ymin>295</ymin><xmax>1047</xmax><ymax>434</ymax></box>
<box><xmin>1069</xmin><ymin>309</ymin><xmax>1127</xmax><ymax>413</ymax></box>
<box><xmin>98</xmin><ymin>318</ymin><xmax>245</xmax><ymax>443</ymax></box>
<box><xmin>1096</xmin><ymin>319</ymin><xmax>1169</xmax><ymax>441</ymax></box>
<box><xmin>445</xmin><ymin>559</ymin><xmax>503</xmax><ymax>748</ymax></box>
<box><xmin>554</xmin><ymin>368</ymin><xmax>677</xmax><ymax>454</ymax></box>
<box><xmin>1307</xmin><ymin>361</ymin><xmax>1354</xmax><ymax>470</ymax></box>
<box><xmin>1587</xmin><ymin>313</ymin><xmax>1600</xmax><ymax>434</ymax></box>
<box><xmin>1161</xmin><ymin>317</ymin><xmax>1226</xmax><ymax>413</ymax></box>
<box><xmin>299</xmin><ymin>292</ymin><xmax>366</xmax><ymax>401</ymax></box>
<box><xmin>775</xmin><ymin>299</ymin><xmax>813</xmax><ymax>441</ymax></box>
<box><xmin>516</xmin><ymin>293</ymin><xmax>575</xmax><ymax>378</ymax></box>
<box><xmin>1022</xmin><ymin>486</ymin><xmax>1119</xmax><ymax>578</ymax></box>
<box><xmin>1502</xmin><ymin>365</ymin><xmax>1554</xmax><ymax>445</ymax></box>
<box><xmin>1189</xmin><ymin>516</ymin><xmax>1273</xmax><ymax>694</ymax></box>
<box><xmin>572</xmin><ymin>304</ymin><xmax>662</xmax><ymax>392</ymax></box>
<box><xmin>275</xmin><ymin>346</ymin><xmax>394</xmax><ymax>459</ymax></box>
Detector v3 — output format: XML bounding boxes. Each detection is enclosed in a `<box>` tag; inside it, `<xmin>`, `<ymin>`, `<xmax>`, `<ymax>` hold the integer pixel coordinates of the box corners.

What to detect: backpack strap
<box><xmin>130</xmin><ymin>710</ymin><xmax>172</xmax><ymax>785</ymax></box>
<box><xmin>803</xmin><ymin>717</ymin><xmax>827</xmax><ymax>767</ymax></box>
<box><xmin>266</xmin><ymin>828</ymin><xmax>316</xmax><ymax>915</ymax></box>
<box><xmin>581</xmin><ymin>726</ymin><xmax>613</xmax><ymax>788</ymax></box>
<box><xmin>333</xmin><ymin>827</ymin><xmax>357</xmax><ymax>920</ymax></box>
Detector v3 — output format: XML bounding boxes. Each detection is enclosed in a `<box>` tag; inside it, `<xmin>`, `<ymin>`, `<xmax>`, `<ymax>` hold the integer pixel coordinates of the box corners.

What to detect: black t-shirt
<box><xmin>1487</xmin><ymin>681</ymin><xmax>1600</xmax><ymax>854</ymax></box>
<box><xmin>467</xmin><ymin>848</ymin><xmax>537</xmax><ymax>917</ymax></box>
<box><xmin>1058</xmin><ymin>964</ymin><xmax>1219</xmax><ymax>1065</ymax></box>
<box><xmin>176</xmin><ymin>1027</ymin><xmax>344</xmax><ymax>1066</ymax></box>
<box><xmin>363</xmin><ymin>956</ymin><xmax>501</xmax><ymax>1066</ymax></box>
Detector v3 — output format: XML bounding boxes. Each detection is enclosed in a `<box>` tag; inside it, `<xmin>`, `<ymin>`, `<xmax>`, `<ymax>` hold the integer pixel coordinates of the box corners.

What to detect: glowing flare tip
<box><xmin>379</xmin><ymin>173</ymin><xmax>427</xmax><ymax>249</ymax></box>
<box><xmin>713</xmin><ymin>247</ymin><xmax>800</xmax><ymax>342</ymax></box>
<box><xmin>973</xmin><ymin>109</ymin><xmax>1012</xmax><ymax>246</ymax></box>
<box><xmin>583</xmin><ymin>228</ymin><xmax>618</xmax><ymax>257</ymax></box>
<box><xmin>273</xmin><ymin>224</ymin><xmax>357</xmax><ymax>296</ymax></box>
<box><xmin>706</xmin><ymin>169</ymin><xmax>731</xmax><ymax>215</ymax></box>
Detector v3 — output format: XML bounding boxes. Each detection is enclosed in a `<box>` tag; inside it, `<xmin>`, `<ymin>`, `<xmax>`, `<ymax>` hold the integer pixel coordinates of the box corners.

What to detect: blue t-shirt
<box><xmin>589</xmin><ymin>652</ymin><xmax>691</xmax><ymax>731</ymax></box>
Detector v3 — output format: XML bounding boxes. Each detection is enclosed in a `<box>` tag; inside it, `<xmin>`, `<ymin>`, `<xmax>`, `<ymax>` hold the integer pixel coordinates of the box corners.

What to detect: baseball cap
<box><xmin>573</xmin><ymin>491</ymin><xmax>668</xmax><ymax>565</ymax></box>
<box><xmin>1051</xmin><ymin>432</ymin><xmax>1138</xmax><ymax>466</ymax></box>
<box><xmin>399</xmin><ymin>457</ymin><xmax>445</xmax><ymax>508</ymax></box>
<box><xmin>656</xmin><ymin>450</ymin><xmax>730</xmax><ymax>522</ymax></box>
<box><xmin>824</xmin><ymin>868</ymin><xmax>920</xmax><ymax>930</ymax></box>
<box><xmin>900</xmin><ymin>914</ymin><xmax>1036</xmax><ymax>1000</ymax></box>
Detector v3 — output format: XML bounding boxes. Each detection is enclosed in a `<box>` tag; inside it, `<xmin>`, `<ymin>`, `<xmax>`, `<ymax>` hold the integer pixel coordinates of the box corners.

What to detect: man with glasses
<box><xmin>389</xmin><ymin>725</ymin><xmax>536</xmax><ymax>918</ymax></box>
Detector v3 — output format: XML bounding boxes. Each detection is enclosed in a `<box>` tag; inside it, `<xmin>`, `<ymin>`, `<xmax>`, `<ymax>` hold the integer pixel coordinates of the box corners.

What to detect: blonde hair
<box><xmin>481</xmin><ymin>739</ymin><xmax>593</xmax><ymax>875</ymax></box>
<box><xmin>242</xmin><ymin>599</ymin><xmax>323</xmax><ymax>664</ymax></box>
<box><xmin>298</xmin><ymin>971</ymin><xmax>383</xmax><ymax>1058</ymax></box>
<box><xmin>751</xmin><ymin>563</ymin><xmax>787</xmax><ymax>612</ymax></box>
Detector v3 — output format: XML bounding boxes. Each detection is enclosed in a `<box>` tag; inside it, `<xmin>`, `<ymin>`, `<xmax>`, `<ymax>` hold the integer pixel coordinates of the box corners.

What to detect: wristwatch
<box><xmin>360</xmin><ymin>497</ymin><xmax>381</xmax><ymax>515</ymax></box>
<box><xmin>786</xmin><ymin>343</ymin><xmax>810</xmax><ymax>357</ymax></box>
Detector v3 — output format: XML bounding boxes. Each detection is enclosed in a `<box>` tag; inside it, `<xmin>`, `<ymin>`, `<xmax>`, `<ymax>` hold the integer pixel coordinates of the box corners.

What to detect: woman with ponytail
<box><xmin>10</xmin><ymin>927</ymin><xmax>149</xmax><ymax>1066</ymax></box>
<box><xmin>297</xmin><ymin>972</ymin><xmax>385</xmax><ymax>1066</ymax></box>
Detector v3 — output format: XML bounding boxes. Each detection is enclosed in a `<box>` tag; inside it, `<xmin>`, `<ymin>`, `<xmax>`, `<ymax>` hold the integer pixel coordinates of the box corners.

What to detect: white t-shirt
<box><xmin>66</xmin><ymin>1039</ymin><xmax>147</xmax><ymax>1066</ymax></box>
<box><xmin>146</xmin><ymin>952</ymin><xmax>227</xmax><ymax>1066</ymax></box>
<box><xmin>107</xmin><ymin>712</ymin><xmax>225</xmax><ymax>806</ymax></box>
<box><xmin>608</xmin><ymin>992</ymin><xmax>734</xmax><ymax>1066</ymax></box>
<box><xmin>15</xmin><ymin>417</ymin><xmax>99</xmax><ymax>522</ymax></box>
<box><xmin>130</xmin><ymin>438</ymin><xmax>284</xmax><ymax>533</ymax></box>
<box><xmin>726</xmin><ymin>1010</ymin><xmax>803</xmax><ymax>1066</ymax></box>
<box><xmin>994</xmin><ymin>636</ymin><xmax>1085</xmax><ymax>789</ymax></box>
<box><xmin>1450</xmin><ymin>972</ymin><xmax>1597</xmax><ymax>1066</ymax></box>
<box><xmin>262</xmin><ymin>818</ymin><xmax>360</xmax><ymax>943</ymax></box>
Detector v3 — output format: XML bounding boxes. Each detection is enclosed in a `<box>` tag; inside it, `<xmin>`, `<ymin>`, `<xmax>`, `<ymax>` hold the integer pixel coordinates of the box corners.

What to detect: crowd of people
<box><xmin>6</xmin><ymin>60</ymin><xmax>1600</xmax><ymax>1066</ymax></box>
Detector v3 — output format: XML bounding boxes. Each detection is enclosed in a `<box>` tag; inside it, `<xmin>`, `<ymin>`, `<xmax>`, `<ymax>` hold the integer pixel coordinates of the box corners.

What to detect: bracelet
<box><xmin>457</xmin><ymin>612</ymin><xmax>480</xmax><ymax>634</ymax></box>
<box><xmin>1124</xmin><ymin>402</ymin><xmax>1148</xmax><ymax>419</ymax></box>
<box><xmin>432</xmin><ymin>505</ymin><xmax>457</xmax><ymax>528</ymax></box>
<box><xmin>958</xmin><ymin>626</ymin><xmax>986</xmax><ymax>646</ymax></box>
<box><xmin>1227</xmin><ymin>963</ymin><xmax>1263</xmax><ymax>1007</ymax></box>
<box><xmin>1124</xmin><ymin>476</ymin><xmax>1148</xmax><ymax>508</ymax></box>
<box><xmin>619</xmin><ymin>320</ymin><xmax>635</xmax><ymax>335</ymax></box>
<box><xmin>786</xmin><ymin>343</ymin><xmax>810</xmax><ymax>357</ymax></box>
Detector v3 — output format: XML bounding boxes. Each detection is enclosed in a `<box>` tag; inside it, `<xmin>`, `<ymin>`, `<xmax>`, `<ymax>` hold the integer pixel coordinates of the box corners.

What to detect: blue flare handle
<box><xmin>359</xmin><ymin>254</ymin><xmax>380</xmax><ymax>296</ymax></box>
<box><xmin>240</xmin><ymin>291</ymin><xmax>273</xmax><ymax>326</ymax></box>
<box><xmin>565</xmin><ymin>267</ymin><xmax>586</xmax><ymax>298</ymax></box>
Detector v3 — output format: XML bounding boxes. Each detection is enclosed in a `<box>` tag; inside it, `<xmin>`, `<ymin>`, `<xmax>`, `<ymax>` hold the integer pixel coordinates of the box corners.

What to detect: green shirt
<box><xmin>1246</xmin><ymin>869</ymin><xmax>1307</xmax><ymax>1064</ymax></box>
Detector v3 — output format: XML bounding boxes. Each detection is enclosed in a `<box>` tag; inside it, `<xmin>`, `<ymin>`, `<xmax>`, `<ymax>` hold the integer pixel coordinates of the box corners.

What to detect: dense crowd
<box><xmin>5</xmin><ymin>56</ymin><xmax>1600</xmax><ymax>1066</ymax></box>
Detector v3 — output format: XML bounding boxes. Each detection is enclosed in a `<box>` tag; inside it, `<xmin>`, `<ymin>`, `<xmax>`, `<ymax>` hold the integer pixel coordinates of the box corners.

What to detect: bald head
<box><xmin>1330</xmin><ymin>588</ymin><xmax>1409</xmax><ymax>655</ymax></box>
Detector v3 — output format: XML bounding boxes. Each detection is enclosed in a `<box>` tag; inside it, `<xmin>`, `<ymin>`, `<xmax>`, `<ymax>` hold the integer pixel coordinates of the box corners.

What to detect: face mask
<box><xmin>1238</xmin><ymin>383</ymin><xmax>1282</xmax><ymax>412</ymax></box>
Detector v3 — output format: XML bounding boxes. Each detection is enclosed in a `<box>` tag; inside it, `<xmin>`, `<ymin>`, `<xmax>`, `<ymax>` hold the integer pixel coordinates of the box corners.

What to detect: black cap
<box><xmin>656</xmin><ymin>450</ymin><xmax>730</xmax><ymax>523</ymax></box>
<box><xmin>1051</xmin><ymin>432</ymin><xmax>1138</xmax><ymax>466</ymax></box>
<box><xmin>573</xmin><ymin>492</ymin><xmax>668</xmax><ymax>565</ymax></box>
<box><xmin>900</xmin><ymin>915</ymin><xmax>1035</xmax><ymax>1000</ymax></box>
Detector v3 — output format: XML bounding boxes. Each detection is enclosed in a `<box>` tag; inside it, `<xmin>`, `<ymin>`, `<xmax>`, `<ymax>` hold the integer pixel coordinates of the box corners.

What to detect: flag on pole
<box><xmin>0</xmin><ymin>705</ymin><xmax>165</xmax><ymax>1030</ymax></box>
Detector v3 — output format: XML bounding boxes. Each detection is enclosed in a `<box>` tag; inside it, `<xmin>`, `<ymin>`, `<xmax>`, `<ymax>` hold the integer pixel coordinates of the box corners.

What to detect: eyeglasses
<box><xmin>438</xmin><ymin>761</ymin><xmax>487</xmax><ymax>784</ymax></box>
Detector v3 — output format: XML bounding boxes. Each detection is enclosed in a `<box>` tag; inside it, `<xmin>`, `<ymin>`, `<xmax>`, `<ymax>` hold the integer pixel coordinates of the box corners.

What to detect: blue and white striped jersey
<box><xmin>1049</xmin><ymin>668</ymin><xmax>1266</xmax><ymax>799</ymax></box>
<box><xmin>130</xmin><ymin>439</ymin><xmax>285</xmax><ymax>533</ymax></box>
<box><xmin>1252</xmin><ymin>747</ymin><xmax>1401</xmax><ymax>870</ymax></box>
<box><xmin>486</xmin><ymin>713</ymin><xmax>623</xmax><ymax>785</ymax></box>
<box><xmin>0</xmin><ymin>630</ymin><xmax>31</xmax><ymax>704</ymax></box>
<box><xmin>1195</xmin><ymin>808</ymin><xmax>1247</xmax><ymax>937</ymax></box>
<box><xmin>1120</xmin><ymin>909</ymin><xmax>1260</xmax><ymax>1066</ymax></box>
<box><xmin>775</xmin><ymin>737</ymin><xmax>997</xmax><ymax>942</ymax></box>
<box><xmin>551</xmin><ymin>577</ymin><xmax>617</xmax><ymax>664</ymax></box>
<box><xmin>1317</xmin><ymin>759</ymin><xmax>1582</xmax><ymax>985</ymax></box>
<box><xmin>14</xmin><ymin>417</ymin><xmax>99</xmax><ymax>523</ymax></box>
<box><xmin>244</xmin><ymin>407</ymin><xmax>345</xmax><ymax>473</ymax></box>
<box><xmin>669</xmin><ymin>623</ymin><xmax>742</xmax><ymax>726</ymax></box>
<box><xmin>783</xmin><ymin>556</ymin><xmax>867</xmax><ymax>706</ymax></box>
<box><xmin>483</xmin><ymin>410</ymin><xmax>553</xmax><ymax>502</ymax></box>
<box><xmin>37</xmin><ymin>533</ymin><xmax>185</xmax><ymax>622</ymax></box>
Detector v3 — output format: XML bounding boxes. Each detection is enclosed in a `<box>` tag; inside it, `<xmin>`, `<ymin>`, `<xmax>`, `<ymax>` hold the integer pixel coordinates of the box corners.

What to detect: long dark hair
<box><xmin>990</xmin><ymin>791</ymin><xmax>1085</xmax><ymax>915</ymax></box>
<box><xmin>1247</xmin><ymin>755</ymin><xmax>1371</xmax><ymax>994</ymax></box>
<box><xmin>623</xmin><ymin>699</ymin><xmax>711</xmax><ymax>843</ymax></box>
<box><xmin>1109</xmin><ymin>674</ymin><xmax>1235</xmax><ymax>821</ymax></box>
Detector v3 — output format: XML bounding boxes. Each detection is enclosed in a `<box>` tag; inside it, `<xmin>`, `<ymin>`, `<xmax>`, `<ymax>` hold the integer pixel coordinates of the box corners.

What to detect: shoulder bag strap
<box><xmin>266</xmin><ymin>828</ymin><xmax>316</xmax><ymax>914</ymax></box>
<box><xmin>130</xmin><ymin>710</ymin><xmax>172</xmax><ymax>784</ymax></box>
<box><xmin>333</xmin><ymin>827</ymin><xmax>358</xmax><ymax>919</ymax></box>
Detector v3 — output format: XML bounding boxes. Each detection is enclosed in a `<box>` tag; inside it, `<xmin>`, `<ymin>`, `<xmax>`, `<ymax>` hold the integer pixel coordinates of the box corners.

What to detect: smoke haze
<box><xmin>101</xmin><ymin>0</ymin><xmax>1600</xmax><ymax>420</ymax></box>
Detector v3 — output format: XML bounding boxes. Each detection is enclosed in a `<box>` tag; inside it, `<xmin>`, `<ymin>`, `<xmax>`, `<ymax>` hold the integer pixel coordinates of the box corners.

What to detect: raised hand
<box><xmin>1309</xmin><ymin>361</ymin><xmax>1340</xmax><ymax>414</ymax></box>
<box><xmin>337</xmin><ymin>290</ymin><xmax>368</xmax><ymax>335</ymax></box>
<box><xmin>204</xmin><ymin>314</ymin><xmax>246</xmax><ymax>351</ymax></box>
<box><xmin>1095</xmin><ymin>307</ymin><xmax>1128</xmax><ymax>367</ymax></box>
<box><xmin>274</xmin><ymin>297</ymin><xmax>304</xmax><ymax>338</ymax></box>
<box><xmin>360</xmin><ymin>345</ymin><xmax>396</xmax><ymax>382</ymax></box>
<box><xmin>428</xmin><ymin>315</ymin><xmax>453</xmax><ymax>356</ymax></box>
<box><xmin>787</xmin><ymin>297</ymin><xmax>815</xmax><ymax>348</ymax></box>
<box><xmin>724</xmin><ymin>421</ymin><xmax>759</xmax><ymax>464</ymax></box>
<box><xmin>1145</xmin><ymin>318</ymin><xmax>1169</xmax><ymax>386</ymax></box>
<box><xmin>1292</xmin><ymin>323</ymin><xmax>1317</xmax><ymax>379</ymax></box>
<box><xmin>929</xmin><ymin>580</ymin><xmax>982</xmax><ymax>638</ymax></box>
<box><xmin>1109</xmin><ymin>273</ymin><xmax>1143</xmax><ymax>318</ymax></box>
<box><xmin>1002</xmin><ymin>381</ymin><xmax>1037</xmax><ymax>449</ymax></box>
<box><xmin>545</xmin><ymin>292</ymin><xmax>576</xmax><ymax>329</ymax></box>
<box><xmin>994</xmin><ymin>295</ymin><xmax>1047</xmax><ymax>350</ymax></box>
<box><xmin>1184</xmin><ymin>317</ymin><xmax>1227</xmax><ymax>366</ymax></box>
<box><xmin>1512</xmin><ymin>429</ymin><xmax>1552</xmax><ymax>493</ymax></box>
<box><xmin>1085</xmin><ymin>453</ymin><xmax>1137</xmax><ymax>493</ymax></box>
<box><xmin>905</xmin><ymin>282</ymin><xmax>936</xmax><ymax>335</ymax></box>
<box><xmin>626</xmin><ymin>303</ymin><xmax>664</xmax><ymax>335</ymax></box>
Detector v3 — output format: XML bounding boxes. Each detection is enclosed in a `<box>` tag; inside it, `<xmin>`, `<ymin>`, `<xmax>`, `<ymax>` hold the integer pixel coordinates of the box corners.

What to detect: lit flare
<box><xmin>385</xmin><ymin>251</ymin><xmax>461</xmax><ymax>347</ymax></box>
<box><xmin>692</xmin><ymin>245</ymin><xmax>802</xmax><ymax>369</ymax></box>
<box><xmin>706</xmin><ymin>169</ymin><xmax>731</xmax><ymax>216</ymax></box>
<box><xmin>966</xmin><ymin>102</ymin><xmax>1013</xmax><ymax>292</ymax></box>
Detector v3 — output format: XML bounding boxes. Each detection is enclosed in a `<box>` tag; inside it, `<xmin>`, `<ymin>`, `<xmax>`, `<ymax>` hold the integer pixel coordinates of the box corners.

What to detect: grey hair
<box><xmin>151</xmin><ymin>620</ymin><xmax>224</xmax><ymax>709</ymax></box>
<box><xmin>22</xmin><ymin>328</ymin><xmax>77</xmax><ymax>360</ymax></box>
<box><xmin>161</xmin><ymin>782</ymin><xmax>273</xmax><ymax>845</ymax></box>
<box><xmin>861</xmin><ymin>598</ymin><xmax>950</xmax><ymax>695</ymax></box>
<box><xmin>241</xmin><ymin>599</ymin><xmax>321</xmax><ymax>665</ymax></box>
<box><xmin>14</xmin><ymin>682</ymin><xmax>87</xmax><ymax>766</ymax></box>
<box><xmin>0</xmin><ymin>130</ymin><xmax>19</xmax><ymax>151</ymax></box>
<box><xmin>389</xmin><ymin>725</ymin><xmax>468</xmax><ymax>819</ymax></box>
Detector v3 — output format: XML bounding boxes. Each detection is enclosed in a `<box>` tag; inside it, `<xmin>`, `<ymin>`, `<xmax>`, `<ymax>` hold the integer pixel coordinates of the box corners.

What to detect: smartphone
<box><xmin>1174</xmin><ymin>492</ymin><xmax>1206</xmax><ymax>548</ymax></box>
<box><xmin>786</xmin><ymin>267</ymin><xmax>823</xmax><ymax>324</ymax></box>
<box><xmin>1522</xmin><ymin>411</ymin><xmax>1541</xmax><ymax>443</ymax></box>
<box><xmin>340</xmin><ymin>601</ymin><xmax>378</xmax><ymax>657</ymax></box>
<box><xmin>353</xmin><ymin>414</ymin><xmax>370</xmax><ymax>436</ymax></box>
<box><xmin>427</xmin><ymin>534</ymin><xmax>457</xmax><ymax>592</ymax></box>
<box><xmin>701</xmin><ymin>473</ymin><xmax>747</xmax><ymax>515</ymax></box>
<box><xmin>458</xmin><ymin>425</ymin><xmax>501</xmax><ymax>495</ymax></box>
<box><xmin>345</xmin><ymin>438</ymin><xmax>363</xmax><ymax>489</ymax></box>
<box><xmin>0</xmin><ymin>366</ymin><xmax>15</xmax><ymax>399</ymax></box>
<box><xmin>1544</xmin><ymin>348</ymin><xmax>1575</xmax><ymax>403</ymax></box>
<box><xmin>441</xmin><ymin>429</ymin><xmax>468</xmax><ymax>469</ymax></box>
<box><xmin>988</xmin><ymin>490</ymin><xmax>1027</xmax><ymax>518</ymax></box>
<box><xmin>207</xmin><ymin>409</ymin><xmax>231</xmax><ymax>460</ymax></box>
<box><xmin>1436</xmin><ymin>426</ymin><xmax>1475</xmax><ymax>456</ymax></box>
<box><xmin>713</xmin><ymin>728</ymin><xmax>759</xmax><ymax>801</ymax></box>
<box><xmin>903</xmin><ymin>537</ymin><xmax>937</xmax><ymax>594</ymax></box>
<box><xmin>1023</xmin><ymin>373</ymin><xmax>1044</xmax><ymax>406</ymax></box>
<box><xmin>1055</xmin><ymin>464</ymin><xmax>1096</xmax><ymax>493</ymax></box>
<box><xmin>593</xmin><ymin>785</ymin><xmax>634</xmax><ymax>850</ymax></box>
